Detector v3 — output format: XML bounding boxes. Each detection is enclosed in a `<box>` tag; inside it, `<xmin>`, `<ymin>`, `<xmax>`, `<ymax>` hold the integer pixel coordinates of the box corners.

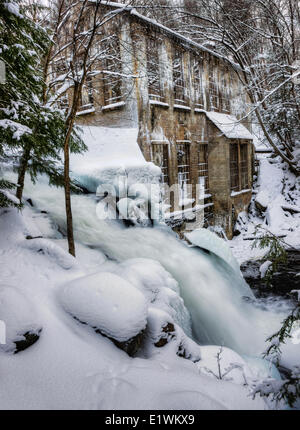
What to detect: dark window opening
<box><xmin>230</xmin><ymin>142</ymin><xmax>249</xmax><ymax>192</ymax></box>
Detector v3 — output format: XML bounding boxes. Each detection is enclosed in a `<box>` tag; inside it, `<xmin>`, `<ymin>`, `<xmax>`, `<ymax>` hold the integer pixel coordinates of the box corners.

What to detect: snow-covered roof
<box><xmin>90</xmin><ymin>1</ymin><xmax>243</xmax><ymax>72</ymax></box>
<box><xmin>205</xmin><ymin>112</ymin><xmax>254</xmax><ymax>140</ymax></box>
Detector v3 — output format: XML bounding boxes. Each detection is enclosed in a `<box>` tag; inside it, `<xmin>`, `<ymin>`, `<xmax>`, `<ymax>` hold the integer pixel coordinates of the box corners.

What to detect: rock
<box><xmin>154</xmin><ymin>322</ymin><xmax>176</xmax><ymax>347</ymax></box>
<box><xmin>95</xmin><ymin>326</ymin><xmax>145</xmax><ymax>357</ymax></box>
<box><xmin>0</xmin><ymin>285</ymin><xmax>42</xmax><ymax>354</ymax></box>
<box><xmin>255</xmin><ymin>191</ymin><xmax>269</xmax><ymax>214</ymax></box>
<box><xmin>14</xmin><ymin>328</ymin><xmax>42</xmax><ymax>354</ymax></box>
<box><xmin>26</xmin><ymin>198</ymin><xmax>34</xmax><ymax>207</ymax></box>
<box><xmin>59</xmin><ymin>272</ymin><xmax>148</xmax><ymax>356</ymax></box>
<box><xmin>241</xmin><ymin>250</ymin><xmax>300</xmax><ymax>296</ymax></box>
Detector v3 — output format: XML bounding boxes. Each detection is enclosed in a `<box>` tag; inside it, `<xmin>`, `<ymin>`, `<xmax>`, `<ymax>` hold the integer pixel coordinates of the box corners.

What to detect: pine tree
<box><xmin>0</xmin><ymin>1</ymin><xmax>85</xmax><ymax>208</ymax></box>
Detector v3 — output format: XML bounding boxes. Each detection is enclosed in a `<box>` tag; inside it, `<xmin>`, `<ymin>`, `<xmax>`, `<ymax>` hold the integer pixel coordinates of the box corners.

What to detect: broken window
<box><xmin>177</xmin><ymin>143</ymin><xmax>191</xmax><ymax>203</ymax></box>
<box><xmin>79</xmin><ymin>76</ymin><xmax>94</xmax><ymax>110</ymax></box>
<box><xmin>220</xmin><ymin>66</ymin><xmax>230</xmax><ymax>112</ymax></box>
<box><xmin>198</xmin><ymin>144</ymin><xmax>209</xmax><ymax>196</ymax></box>
<box><xmin>240</xmin><ymin>143</ymin><xmax>249</xmax><ymax>189</ymax></box>
<box><xmin>173</xmin><ymin>49</ymin><xmax>185</xmax><ymax>105</ymax></box>
<box><xmin>192</xmin><ymin>57</ymin><xmax>204</xmax><ymax>108</ymax></box>
<box><xmin>230</xmin><ymin>143</ymin><xmax>239</xmax><ymax>192</ymax></box>
<box><xmin>101</xmin><ymin>35</ymin><xmax>123</xmax><ymax>106</ymax></box>
<box><xmin>208</xmin><ymin>61</ymin><xmax>219</xmax><ymax>111</ymax></box>
<box><xmin>151</xmin><ymin>143</ymin><xmax>169</xmax><ymax>185</ymax></box>
<box><xmin>147</xmin><ymin>37</ymin><xmax>163</xmax><ymax>101</ymax></box>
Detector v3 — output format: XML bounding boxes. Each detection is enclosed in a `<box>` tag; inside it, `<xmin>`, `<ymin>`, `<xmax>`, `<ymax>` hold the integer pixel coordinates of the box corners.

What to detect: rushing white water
<box><xmin>21</xmin><ymin>176</ymin><xmax>286</xmax><ymax>356</ymax></box>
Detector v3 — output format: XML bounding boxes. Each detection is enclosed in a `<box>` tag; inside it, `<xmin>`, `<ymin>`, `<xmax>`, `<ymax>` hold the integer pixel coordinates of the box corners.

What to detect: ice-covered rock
<box><xmin>143</xmin><ymin>307</ymin><xmax>201</xmax><ymax>362</ymax></box>
<box><xmin>59</xmin><ymin>272</ymin><xmax>148</xmax><ymax>354</ymax></box>
<box><xmin>185</xmin><ymin>228</ymin><xmax>240</xmax><ymax>274</ymax></box>
<box><xmin>0</xmin><ymin>285</ymin><xmax>42</xmax><ymax>354</ymax></box>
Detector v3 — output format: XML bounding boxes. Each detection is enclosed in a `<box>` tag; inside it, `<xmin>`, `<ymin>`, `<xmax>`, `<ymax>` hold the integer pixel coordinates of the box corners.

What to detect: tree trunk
<box><xmin>64</xmin><ymin>129</ymin><xmax>75</xmax><ymax>257</ymax></box>
<box><xmin>16</xmin><ymin>145</ymin><xmax>31</xmax><ymax>201</ymax></box>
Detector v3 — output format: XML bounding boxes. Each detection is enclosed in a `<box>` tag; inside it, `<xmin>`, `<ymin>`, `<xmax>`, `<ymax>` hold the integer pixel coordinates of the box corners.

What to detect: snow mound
<box><xmin>0</xmin><ymin>285</ymin><xmax>41</xmax><ymax>354</ymax></box>
<box><xmin>59</xmin><ymin>272</ymin><xmax>148</xmax><ymax>342</ymax></box>
<box><xmin>22</xmin><ymin>238</ymin><xmax>78</xmax><ymax>270</ymax></box>
<box><xmin>185</xmin><ymin>228</ymin><xmax>240</xmax><ymax>274</ymax></box>
<box><xmin>197</xmin><ymin>345</ymin><xmax>253</xmax><ymax>386</ymax></box>
<box><xmin>70</xmin><ymin>126</ymin><xmax>161</xmax><ymax>192</ymax></box>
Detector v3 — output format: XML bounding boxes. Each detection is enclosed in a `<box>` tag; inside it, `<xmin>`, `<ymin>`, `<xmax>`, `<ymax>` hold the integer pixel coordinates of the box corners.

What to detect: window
<box><xmin>230</xmin><ymin>142</ymin><xmax>249</xmax><ymax>192</ymax></box>
<box><xmin>198</xmin><ymin>144</ymin><xmax>209</xmax><ymax>196</ymax></box>
<box><xmin>173</xmin><ymin>49</ymin><xmax>185</xmax><ymax>104</ymax></box>
<box><xmin>151</xmin><ymin>143</ymin><xmax>169</xmax><ymax>185</ymax></box>
<box><xmin>177</xmin><ymin>143</ymin><xmax>191</xmax><ymax>203</ymax></box>
<box><xmin>192</xmin><ymin>58</ymin><xmax>204</xmax><ymax>108</ymax></box>
<box><xmin>147</xmin><ymin>37</ymin><xmax>163</xmax><ymax>101</ymax></box>
<box><xmin>240</xmin><ymin>144</ymin><xmax>249</xmax><ymax>189</ymax></box>
<box><xmin>230</xmin><ymin>143</ymin><xmax>239</xmax><ymax>192</ymax></box>
<box><xmin>208</xmin><ymin>62</ymin><xmax>219</xmax><ymax>111</ymax></box>
<box><xmin>220</xmin><ymin>66</ymin><xmax>230</xmax><ymax>112</ymax></box>
<box><xmin>79</xmin><ymin>77</ymin><xmax>94</xmax><ymax>110</ymax></box>
<box><xmin>101</xmin><ymin>35</ymin><xmax>122</xmax><ymax>106</ymax></box>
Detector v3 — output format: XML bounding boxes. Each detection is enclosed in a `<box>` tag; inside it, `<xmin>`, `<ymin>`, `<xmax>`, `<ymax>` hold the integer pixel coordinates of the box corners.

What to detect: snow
<box><xmin>0</xmin><ymin>285</ymin><xmax>42</xmax><ymax>354</ymax></box>
<box><xmin>101</xmin><ymin>101</ymin><xmax>126</xmax><ymax>111</ymax></box>
<box><xmin>59</xmin><ymin>272</ymin><xmax>148</xmax><ymax>342</ymax></box>
<box><xmin>231</xmin><ymin>188</ymin><xmax>251</xmax><ymax>197</ymax></box>
<box><xmin>149</xmin><ymin>100</ymin><xmax>170</xmax><ymax>107</ymax></box>
<box><xmin>76</xmin><ymin>107</ymin><xmax>95</xmax><ymax>116</ymax></box>
<box><xmin>0</xmin><ymin>204</ymin><xmax>268</xmax><ymax>410</ymax></box>
<box><xmin>70</xmin><ymin>126</ymin><xmax>161</xmax><ymax>192</ymax></box>
<box><xmin>259</xmin><ymin>261</ymin><xmax>272</xmax><ymax>279</ymax></box>
<box><xmin>3</xmin><ymin>2</ymin><xmax>22</xmax><ymax>18</ymax></box>
<box><xmin>205</xmin><ymin>112</ymin><xmax>254</xmax><ymax>140</ymax></box>
<box><xmin>174</xmin><ymin>104</ymin><xmax>191</xmax><ymax>111</ymax></box>
<box><xmin>0</xmin><ymin>119</ymin><xmax>32</xmax><ymax>140</ymax></box>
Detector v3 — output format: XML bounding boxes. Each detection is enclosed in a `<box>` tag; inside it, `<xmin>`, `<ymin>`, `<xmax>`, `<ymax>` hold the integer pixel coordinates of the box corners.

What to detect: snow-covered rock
<box><xmin>59</xmin><ymin>271</ymin><xmax>148</xmax><ymax>353</ymax></box>
<box><xmin>0</xmin><ymin>285</ymin><xmax>42</xmax><ymax>354</ymax></box>
<box><xmin>197</xmin><ymin>345</ymin><xmax>253</xmax><ymax>386</ymax></box>
<box><xmin>97</xmin><ymin>258</ymin><xmax>192</xmax><ymax>336</ymax></box>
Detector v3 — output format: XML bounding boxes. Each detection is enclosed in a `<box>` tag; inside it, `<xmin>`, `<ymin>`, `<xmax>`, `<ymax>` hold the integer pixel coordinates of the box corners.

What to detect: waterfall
<box><xmin>22</xmin><ymin>175</ymin><xmax>284</xmax><ymax>356</ymax></box>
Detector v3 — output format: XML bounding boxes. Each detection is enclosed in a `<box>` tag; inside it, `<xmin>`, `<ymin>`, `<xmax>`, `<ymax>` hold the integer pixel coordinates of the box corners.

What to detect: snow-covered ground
<box><xmin>0</xmin><ymin>127</ymin><xmax>299</xmax><ymax>410</ymax></box>
<box><xmin>229</xmin><ymin>154</ymin><xmax>300</xmax><ymax>265</ymax></box>
<box><xmin>0</xmin><ymin>203</ymin><xmax>271</xmax><ymax>410</ymax></box>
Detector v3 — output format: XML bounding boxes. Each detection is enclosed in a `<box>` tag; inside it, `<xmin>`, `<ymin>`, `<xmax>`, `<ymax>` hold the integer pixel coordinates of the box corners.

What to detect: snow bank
<box><xmin>71</xmin><ymin>126</ymin><xmax>161</xmax><ymax>192</ymax></box>
<box><xmin>59</xmin><ymin>272</ymin><xmax>148</xmax><ymax>342</ymax></box>
<box><xmin>197</xmin><ymin>345</ymin><xmax>253</xmax><ymax>386</ymax></box>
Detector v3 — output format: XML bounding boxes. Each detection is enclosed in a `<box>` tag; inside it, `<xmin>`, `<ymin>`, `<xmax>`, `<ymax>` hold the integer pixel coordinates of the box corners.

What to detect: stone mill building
<box><xmin>58</xmin><ymin>1</ymin><xmax>255</xmax><ymax>238</ymax></box>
